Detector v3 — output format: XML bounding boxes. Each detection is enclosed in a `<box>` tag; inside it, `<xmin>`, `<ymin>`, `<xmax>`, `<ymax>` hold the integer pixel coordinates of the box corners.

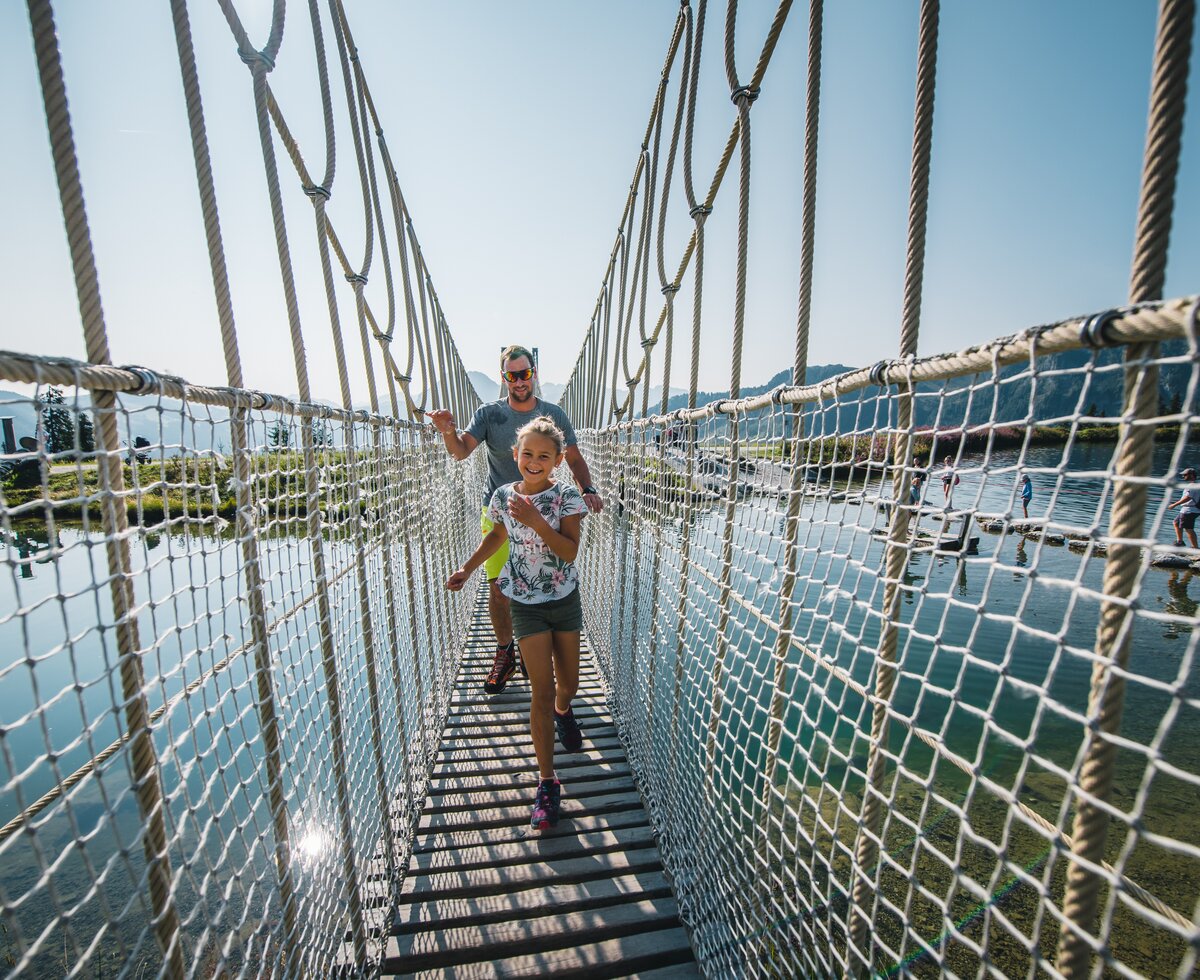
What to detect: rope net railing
<box><xmin>0</xmin><ymin>363</ymin><xmax>487</xmax><ymax>976</ymax></box>
<box><xmin>562</xmin><ymin>0</ymin><xmax>1200</xmax><ymax>977</ymax></box>
<box><xmin>4</xmin><ymin>0</ymin><xmax>487</xmax><ymax>975</ymax></box>
<box><xmin>576</xmin><ymin>303</ymin><xmax>1200</xmax><ymax>978</ymax></box>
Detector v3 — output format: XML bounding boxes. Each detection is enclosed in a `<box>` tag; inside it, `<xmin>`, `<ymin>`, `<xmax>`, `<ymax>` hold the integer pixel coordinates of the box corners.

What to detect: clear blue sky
<box><xmin>1</xmin><ymin>2</ymin><xmax>1197</xmax><ymax>407</ymax></box>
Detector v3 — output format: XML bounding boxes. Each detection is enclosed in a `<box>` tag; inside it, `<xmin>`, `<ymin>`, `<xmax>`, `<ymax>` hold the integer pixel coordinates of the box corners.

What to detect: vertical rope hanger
<box><xmin>167</xmin><ymin>1</ymin><xmax>300</xmax><ymax>971</ymax></box>
<box><xmin>847</xmin><ymin>0</ymin><xmax>940</xmax><ymax>968</ymax></box>
<box><xmin>216</xmin><ymin>0</ymin><xmax>373</xmax><ymax>968</ymax></box>
<box><xmin>297</xmin><ymin>0</ymin><xmax>405</xmax><ymax>928</ymax></box>
<box><xmin>758</xmin><ymin>0</ymin><xmax>824</xmax><ymax>939</ymax></box>
<box><xmin>23</xmin><ymin>3</ymin><xmax>187</xmax><ymax>976</ymax></box>
<box><xmin>1055</xmin><ymin>1</ymin><xmax>1194</xmax><ymax>975</ymax></box>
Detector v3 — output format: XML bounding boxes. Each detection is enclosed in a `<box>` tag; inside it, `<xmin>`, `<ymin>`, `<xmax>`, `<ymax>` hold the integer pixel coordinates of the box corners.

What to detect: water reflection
<box><xmin>3</xmin><ymin>525</ymin><xmax>61</xmax><ymax>578</ymax></box>
<box><xmin>1162</xmin><ymin>570</ymin><xmax>1198</xmax><ymax>641</ymax></box>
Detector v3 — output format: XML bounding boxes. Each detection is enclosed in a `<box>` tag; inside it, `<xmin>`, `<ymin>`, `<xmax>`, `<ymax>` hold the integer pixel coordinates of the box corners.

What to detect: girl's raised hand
<box><xmin>507</xmin><ymin>494</ymin><xmax>543</xmax><ymax>529</ymax></box>
<box><xmin>446</xmin><ymin>568</ymin><xmax>469</xmax><ymax>591</ymax></box>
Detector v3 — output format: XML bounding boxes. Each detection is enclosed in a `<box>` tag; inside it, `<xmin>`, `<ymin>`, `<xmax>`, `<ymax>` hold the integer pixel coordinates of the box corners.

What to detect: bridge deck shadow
<box><xmin>382</xmin><ymin>587</ymin><xmax>698</xmax><ymax>978</ymax></box>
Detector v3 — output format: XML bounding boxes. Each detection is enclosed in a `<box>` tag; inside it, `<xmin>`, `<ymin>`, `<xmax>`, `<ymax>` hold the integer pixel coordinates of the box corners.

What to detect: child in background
<box><xmin>446</xmin><ymin>416</ymin><xmax>589</xmax><ymax>830</ymax></box>
<box><xmin>1020</xmin><ymin>474</ymin><xmax>1033</xmax><ymax>519</ymax></box>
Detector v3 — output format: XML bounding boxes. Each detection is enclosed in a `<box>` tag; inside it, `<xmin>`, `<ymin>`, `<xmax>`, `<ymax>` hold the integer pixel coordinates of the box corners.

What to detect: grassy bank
<box><xmin>0</xmin><ymin>450</ymin><xmax>358</xmax><ymax>527</ymax></box>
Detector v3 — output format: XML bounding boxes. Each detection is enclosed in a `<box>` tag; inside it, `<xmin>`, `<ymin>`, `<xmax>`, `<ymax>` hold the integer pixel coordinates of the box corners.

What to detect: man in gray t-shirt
<box><xmin>428</xmin><ymin>344</ymin><xmax>603</xmax><ymax>694</ymax></box>
<box><xmin>1168</xmin><ymin>466</ymin><xmax>1200</xmax><ymax>549</ymax></box>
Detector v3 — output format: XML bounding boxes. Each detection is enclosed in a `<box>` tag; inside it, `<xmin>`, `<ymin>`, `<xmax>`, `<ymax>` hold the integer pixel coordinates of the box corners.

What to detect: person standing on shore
<box><xmin>940</xmin><ymin>455</ymin><xmax>959</xmax><ymax>505</ymax></box>
<box><xmin>910</xmin><ymin>457</ymin><xmax>926</xmax><ymax>507</ymax></box>
<box><xmin>428</xmin><ymin>344</ymin><xmax>603</xmax><ymax>695</ymax></box>
<box><xmin>1167</xmin><ymin>466</ymin><xmax>1199</xmax><ymax>549</ymax></box>
<box><xmin>1020</xmin><ymin>474</ymin><xmax>1033</xmax><ymax>519</ymax></box>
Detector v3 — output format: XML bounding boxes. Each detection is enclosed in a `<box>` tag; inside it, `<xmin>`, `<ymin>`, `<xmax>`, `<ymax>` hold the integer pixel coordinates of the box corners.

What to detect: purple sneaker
<box><xmin>530</xmin><ymin>779</ymin><xmax>561</xmax><ymax>831</ymax></box>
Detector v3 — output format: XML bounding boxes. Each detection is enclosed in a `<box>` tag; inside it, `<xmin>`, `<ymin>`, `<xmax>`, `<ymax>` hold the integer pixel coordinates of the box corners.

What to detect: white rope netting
<box><xmin>0</xmin><ymin>371</ymin><xmax>486</xmax><ymax>975</ymax></box>
<box><xmin>4</xmin><ymin>0</ymin><xmax>1198</xmax><ymax>977</ymax></box>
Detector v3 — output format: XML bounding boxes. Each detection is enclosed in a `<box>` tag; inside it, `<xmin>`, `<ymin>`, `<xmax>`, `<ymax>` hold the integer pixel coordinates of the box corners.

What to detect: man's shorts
<box><xmin>510</xmin><ymin>587</ymin><xmax>583</xmax><ymax>640</ymax></box>
<box><xmin>1180</xmin><ymin>511</ymin><xmax>1198</xmax><ymax>532</ymax></box>
<box><xmin>480</xmin><ymin>506</ymin><xmax>510</xmax><ymax>580</ymax></box>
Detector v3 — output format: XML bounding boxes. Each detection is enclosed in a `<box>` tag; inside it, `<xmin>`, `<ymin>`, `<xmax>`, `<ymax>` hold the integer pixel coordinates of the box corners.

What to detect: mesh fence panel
<box><xmin>577</xmin><ymin>331</ymin><xmax>1200</xmax><ymax>978</ymax></box>
<box><xmin>0</xmin><ymin>376</ymin><xmax>483</xmax><ymax>977</ymax></box>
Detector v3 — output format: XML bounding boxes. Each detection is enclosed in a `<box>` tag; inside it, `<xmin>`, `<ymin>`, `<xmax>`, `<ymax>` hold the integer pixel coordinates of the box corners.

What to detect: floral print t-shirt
<box><xmin>486</xmin><ymin>482</ymin><xmax>588</xmax><ymax>605</ymax></box>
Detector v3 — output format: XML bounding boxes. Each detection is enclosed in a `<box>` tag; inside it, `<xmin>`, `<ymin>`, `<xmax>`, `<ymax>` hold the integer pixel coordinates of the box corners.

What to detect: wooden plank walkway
<box><xmin>382</xmin><ymin>590</ymin><xmax>698</xmax><ymax>979</ymax></box>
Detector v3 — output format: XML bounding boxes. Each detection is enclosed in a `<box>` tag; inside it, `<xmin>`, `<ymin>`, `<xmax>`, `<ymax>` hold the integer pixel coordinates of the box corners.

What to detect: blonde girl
<box><xmin>446</xmin><ymin>416</ymin><xmax>588</xmax><ymax>829</ymax></box>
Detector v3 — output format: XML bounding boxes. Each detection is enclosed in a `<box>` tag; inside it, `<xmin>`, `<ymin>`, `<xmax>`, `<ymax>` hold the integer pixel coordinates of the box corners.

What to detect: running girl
<box><xmin>446</xmin><ymin>416</ymin><xmax>589</xmax><ymax>830</ymax></box>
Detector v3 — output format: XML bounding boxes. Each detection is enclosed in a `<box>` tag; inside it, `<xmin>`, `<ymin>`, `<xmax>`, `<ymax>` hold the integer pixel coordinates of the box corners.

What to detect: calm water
<box><xmin>0</xmin><ymin>520</ymin><xmax>439</xmax><ymax>975</ymax></box>
<box><xmin>2</xmin><ymin>439</ymin><xmax>1197</xmax><ymax>974</ymax></box>
<box><xmin>606</xmin><ymin>440</ymin><xmax>1200</xmax><ymax>976</ymax></box>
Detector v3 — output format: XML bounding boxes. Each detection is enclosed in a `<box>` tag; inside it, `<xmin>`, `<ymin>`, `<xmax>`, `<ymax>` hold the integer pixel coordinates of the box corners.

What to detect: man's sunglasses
<box><xmin>502</xmin><ymin>368</ymin><xmax>534</xmax><ymax>383</ymax></box>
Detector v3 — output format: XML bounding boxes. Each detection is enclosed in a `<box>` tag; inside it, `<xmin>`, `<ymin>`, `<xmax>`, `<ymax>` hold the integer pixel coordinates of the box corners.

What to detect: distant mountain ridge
<box><xmin>656</xmin><ymin>364</ymin><xmax>857</xmax><ymax>417</ymax></box>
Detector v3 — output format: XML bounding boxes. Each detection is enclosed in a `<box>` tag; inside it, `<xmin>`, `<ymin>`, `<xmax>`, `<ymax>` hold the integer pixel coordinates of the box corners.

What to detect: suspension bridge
<box><xmin>2</xmin><ymin>0</ymin><xmax>1199</xmax><ymax>977</ymax></box>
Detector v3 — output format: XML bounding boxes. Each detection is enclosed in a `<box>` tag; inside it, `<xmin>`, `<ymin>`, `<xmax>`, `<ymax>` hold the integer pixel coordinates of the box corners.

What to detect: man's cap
<box><xmin>1182</xmin><ymin>467</ymin><xmax>1197</xmax><ymax>479</ymax></box>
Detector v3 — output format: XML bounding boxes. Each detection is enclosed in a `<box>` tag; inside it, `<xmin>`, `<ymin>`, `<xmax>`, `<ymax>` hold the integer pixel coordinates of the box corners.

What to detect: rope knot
<box><xmin>118</xmin><ymin>365</ymin><xmax>160</xmax><ymax>396</ymax></box>
<box><xmin>237</xmin><ymin>47</ymin><xmax>275</xmax><ymax>71</ymax></box>
<box><xmin>770</xmin><ymin>384</ymin><xmax>788</xmax><ymax>405</ymax></box>
<box><xmin>661</xmin><ymin>283</ymin><xmax>680</xmax><ymax>295</ymax></box>
<box><xmin>397</xmin><ymin>374</ymin><xmax>412</xmax><ymax>384</ymax></box>
<box><xmin>868</xmin><ymin>360</ymin><xmax>891</xmax><ymax>386</ymax></box>
<box><xmin>250</xmin><ymin>391</ymin><xmax>275</xmax><ymax>412</ymax></box>
<box><xmin>303</xmin><ymin>184</ymin><xmax>331</xmax><ymax>201</ymax></box>
<box><xmin>689</xmin><ymin>203</ymin><xmax>713</xmax><ymax>220</ymax></box>
<box><xmin>641</xmin><ymin>339</ymin><xmax>655</xmax><ymax>350</ymax></box>
<box><xmin>730</xmin><ymin>85</ymin><xmax>760</xmax><ymax>106</ymax></box>
<box><xmin>1079</xmin><ymin>308</ymin><xmax>1122</xmax><ymax>348</ymax></box>
<box><xmin>345</xmin><ymin>273</ymin><xmax>368</xmax><ymax>286</ymax></box>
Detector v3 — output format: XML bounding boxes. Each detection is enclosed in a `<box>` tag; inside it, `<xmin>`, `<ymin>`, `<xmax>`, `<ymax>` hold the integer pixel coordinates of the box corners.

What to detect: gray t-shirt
<box><xmin>1181</xmin><ymin>483</ymin><xmax>1200</xmax><ymax>515</ymax></box>
<box><xmin>465</xmin><ymin>398</ymin><xmax>577</xmax><ymax>504</ymax></box>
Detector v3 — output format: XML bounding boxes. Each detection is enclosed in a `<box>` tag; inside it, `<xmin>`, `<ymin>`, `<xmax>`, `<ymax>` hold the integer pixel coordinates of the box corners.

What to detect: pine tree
<box><xmin>76</xmin><ymin>412</ymin><xmax>95</xmax><ymax>453</ymax></box>
<box><xmin>40</xmin><ymin>387</ymin><xmax>75</xmax><ymax>454</ymax></box>
<box><xmin>268</xmin><ymin>422</ymin><xmax>291</xmax><ymax>449</ymax></box>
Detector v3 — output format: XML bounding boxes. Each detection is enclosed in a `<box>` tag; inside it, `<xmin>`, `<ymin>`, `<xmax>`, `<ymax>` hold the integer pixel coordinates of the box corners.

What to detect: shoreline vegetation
<box><xmin>2</xmin><ymin>424</ymin><xmax>1195</xmax><ymax>531</ymax></box>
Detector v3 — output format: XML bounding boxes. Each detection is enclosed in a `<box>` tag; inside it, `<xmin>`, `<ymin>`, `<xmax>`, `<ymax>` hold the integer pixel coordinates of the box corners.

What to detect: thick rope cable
<box><xmin>324</xmin><ymin>3</ymin><xmax>420</xmax><ymax>801</ymax></box>
<box><xmin>23</xmin><ymin>4</ymin><xmax>186</xmax><ymax>975</ymax></box>
<box><xmin>167</xmin><ymin>1</ymin><xmax>300</xmax><ymax>968</ymax></box>
<box><xmin>758</xmin><ymin>0</ymin><xmax>823</xmax><ymax>924</ymax></box>
<box><xmin>1055</xmin><ymin>1</ymin><xmax>1195</xmax><ymax>974</ymax></box>
<box><xmin>299</xmin><ymin>0</ymin><xmax>407</xmax><ymax>923</ymax></box>
<box><xmin>218</xmin><ymin>0</ymin><xmax>373</xmax><ymax>961</ymax></box>
<box><xmin>847</xmin><ymin>2</ymin><xmax>939</xmax><ymax>961</ymax></box>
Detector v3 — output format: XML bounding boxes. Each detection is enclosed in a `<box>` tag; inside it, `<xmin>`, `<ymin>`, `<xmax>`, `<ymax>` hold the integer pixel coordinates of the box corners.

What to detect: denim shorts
<box><xmin>510</xmin><ymin>587</ymin><xmax>583</xmax><ymax>639</ymax></box>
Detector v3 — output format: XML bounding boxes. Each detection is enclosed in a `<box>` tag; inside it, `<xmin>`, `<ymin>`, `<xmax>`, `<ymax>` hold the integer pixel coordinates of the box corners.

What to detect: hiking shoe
<box><xmin>483</xmin><ymin>644</ymin><xmax>517</xmax><ymax>695</ymax></box>
<box><xmin>554</xmin><ymin>706</ymin><xmax>584</xmax><ymax>752</ymax></box>
<box><xmin>530</xmin><ymin>779</ymin><xmax>561</xmax><ymax>830</ymax></box>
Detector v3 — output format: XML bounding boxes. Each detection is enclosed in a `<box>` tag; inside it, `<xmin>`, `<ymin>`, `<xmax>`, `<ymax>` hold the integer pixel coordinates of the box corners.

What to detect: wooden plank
<box><xmin>392</xmin><ymin>870</ymin><xmax>675</xmax><ymax>934</ymax></box>
<box><xmin>397</xmin><ymin>926</ymin><xmax>696</xmax><ymax>979</ymax></box>
<box><xmin>399</xmin><ymin>846</ymin><xmax>665</xmax><ymax>902</ymax></box>
<box><xmin>430</xmin><ymin>747</ymin><xmax>626</xmax><ymax>780</ymax></box>
<box><xmin>429</xmin><ymin>760</ymin><xmax>633</xmax><ymax>788</ymax></box>
<box><xmin>444</xmin><ymin>707</ymin><xmax>612</xmax><ymax>727</ymax></box>
<box><xmin>413</xmin><ymin>808</ymin><xmax>652</xmax><ymax>854</ymax></box>
<box><xmin>405</xmin><ymin>825</ymin><xmax>659</xmax><ymax>876</ymax></box>
<box><xmin>437</xmin><ymin>734</ymin><xmax>623</xmax><ymax>763</ymax></box>
<box><xmin>419</xmin><ymin>774</ymin><xmax>638</xmax><ymax>811</ymax></box>
<box><xmin>417</xmin><ymin>790</ymin><xmax>646</xmax><ymax>835</ymax></box>
<box><xmin>385</xmin><ymin>896</ymin><xmax>681</xmax><ymax>974</ymax></box>
<box><xmin>423</xmin><ymin>766</ymin><xmax>634</xmax><ymax>796</ymax></box>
